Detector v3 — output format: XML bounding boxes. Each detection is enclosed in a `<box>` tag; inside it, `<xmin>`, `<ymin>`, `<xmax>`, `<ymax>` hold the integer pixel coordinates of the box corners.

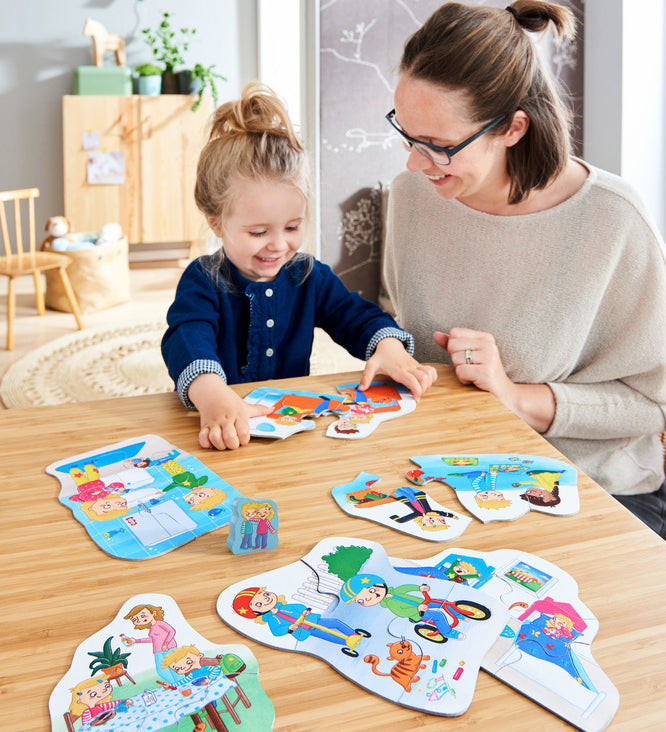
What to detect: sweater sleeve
<box><xmin>311</xmin><ymin>261</ymin><xmax>414</xmax><ymax>359</ymax></box>
<box><xmin>161</xmin><ymin>259</ymin><xmax>228</xmax><ymax>407</ymax></box>
<box><xmin>544</xmin><ymin>197</ymin><xmax>666</xmax><ymax>440</ymax></box>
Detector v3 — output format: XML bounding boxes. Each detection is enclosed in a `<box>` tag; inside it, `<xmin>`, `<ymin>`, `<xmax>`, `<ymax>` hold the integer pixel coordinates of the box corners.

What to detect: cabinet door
<box><xmin>63</xmin><ymin>96</ymin><xmax>140</xmax><ymax>241</ymax></box>
<box><xmin>138</xmin><ymin>96</ymin><xmax>211</xmax><ymax>244</ymax></box>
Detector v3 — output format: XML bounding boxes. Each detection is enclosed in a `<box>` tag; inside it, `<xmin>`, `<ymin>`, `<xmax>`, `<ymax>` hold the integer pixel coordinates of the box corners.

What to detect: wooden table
<box><xmin>2</xmin><ymin>365</ymin><xmax>665</xmax><ymax>731</ymax></box>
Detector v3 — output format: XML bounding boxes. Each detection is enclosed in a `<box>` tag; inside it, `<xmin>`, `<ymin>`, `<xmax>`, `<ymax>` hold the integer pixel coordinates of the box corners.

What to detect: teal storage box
<box><xmin>73</xmin><ymin>66</ymin><xmax>132</xmax><ymax>95</ymax></box>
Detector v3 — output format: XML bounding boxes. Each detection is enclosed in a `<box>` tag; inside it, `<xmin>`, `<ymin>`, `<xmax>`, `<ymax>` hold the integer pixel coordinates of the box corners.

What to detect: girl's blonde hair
<box><xmin>68</xmin><ymin>676</ymin><xmax>111</xmax><ymax>715</ymax></box>
<box><xmin>400</xmin><ymin>1</ymin><xmax>576</xmax><ymax>204</ymax></box>
<box><xmin>195</xmin><ymin>82</ymin><xmax>312</xmax><ymax>265</ymax></box>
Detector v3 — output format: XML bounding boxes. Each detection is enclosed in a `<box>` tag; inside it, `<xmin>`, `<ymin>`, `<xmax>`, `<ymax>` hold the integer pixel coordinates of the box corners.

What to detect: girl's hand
<box><xmin>434</xmin><ymin>329</ymin><xmax>555</xmax><ymax>433</ymax></box>
<box><xmin>359</xmin><ymin>338</ymin><xmax>437</xmax><ymax>400</ymax></box>
<box><xmin>188</xmin><ymin>373</ymin><xmax>270</xmax><ymax>450</ymax></box>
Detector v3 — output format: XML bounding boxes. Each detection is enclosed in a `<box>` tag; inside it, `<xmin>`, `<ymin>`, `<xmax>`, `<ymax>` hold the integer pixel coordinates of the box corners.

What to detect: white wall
<box><xmin>0</xmin><ymin>0</ymin><xmax>256</xmax><ymax>230</ymax></box>
<box><xmin>584</xmin><ymin>0</ymin><xmax>666</xmax><ymax>237</ymax></box>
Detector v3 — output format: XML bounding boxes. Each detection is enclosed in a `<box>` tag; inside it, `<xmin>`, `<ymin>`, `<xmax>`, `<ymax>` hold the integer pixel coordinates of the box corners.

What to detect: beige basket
<box><xmin>42</xmin><ymin>235</ymin><xmax>130</xmax><ymax>313</ymax></box>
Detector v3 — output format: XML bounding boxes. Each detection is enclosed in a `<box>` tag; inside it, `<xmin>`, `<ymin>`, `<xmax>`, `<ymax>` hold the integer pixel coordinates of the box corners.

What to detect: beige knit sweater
<box><xmin>384</xmin><ymin>162</ymin><xmax>666</xmax><ymax>495</ymax></box>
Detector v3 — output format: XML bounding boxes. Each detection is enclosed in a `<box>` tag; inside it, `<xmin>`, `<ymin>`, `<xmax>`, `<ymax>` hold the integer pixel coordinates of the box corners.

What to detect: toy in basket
<box><xmin>41</xmin><ymin>219</ymin><xmax>130</xmax><ymax>313</ymax></box>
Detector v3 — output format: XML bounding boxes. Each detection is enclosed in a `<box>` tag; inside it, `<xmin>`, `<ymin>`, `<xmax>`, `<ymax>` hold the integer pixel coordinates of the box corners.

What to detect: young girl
<box><xmin>162</xmin><ymin>83</ymin><xmax>436</xmax><ymax>450</ymax></box>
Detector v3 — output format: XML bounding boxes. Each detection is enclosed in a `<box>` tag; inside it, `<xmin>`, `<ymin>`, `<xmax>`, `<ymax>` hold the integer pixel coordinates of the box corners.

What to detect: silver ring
<box><xmin>465</xmin><ymin>349</ymin><xmax>473</xmax><ymax>365</ymax></box>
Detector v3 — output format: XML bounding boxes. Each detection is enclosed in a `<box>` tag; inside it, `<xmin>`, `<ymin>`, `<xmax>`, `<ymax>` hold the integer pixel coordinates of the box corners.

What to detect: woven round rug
<box><xmin>1</xmin><ymin>321</ymin><xmax>174</xmax><ymax>408</ymax></box>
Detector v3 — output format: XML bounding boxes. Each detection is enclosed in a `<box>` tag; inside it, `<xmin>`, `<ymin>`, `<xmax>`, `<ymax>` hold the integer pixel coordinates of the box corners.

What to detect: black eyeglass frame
<box><xmin>385</xmin><ymin>109</ymin><xmax>508</xmax><ymax>165</ymax></box>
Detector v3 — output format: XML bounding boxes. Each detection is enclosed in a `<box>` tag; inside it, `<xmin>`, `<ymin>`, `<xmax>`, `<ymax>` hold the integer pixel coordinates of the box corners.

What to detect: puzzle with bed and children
<box><xmin>45</xmin><ymin>434</ymin><xmax>279</xmax><ymax>561</ymax></box>
<box><xmin>217</xmin><ymin>537</ymin><xmax>618</xmax><ymax>732</ymax></box>
<box><xmin>49</xmin><ymin>593</ymin><xmax>274</xmax><ymax>731</ymax></box>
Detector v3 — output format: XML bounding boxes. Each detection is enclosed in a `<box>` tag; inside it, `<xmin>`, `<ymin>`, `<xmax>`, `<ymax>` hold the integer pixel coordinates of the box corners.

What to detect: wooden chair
<box><xmin>0</xmin><ymin>188</ymin><xmax>83</xmax><ymax>349</ymax></box>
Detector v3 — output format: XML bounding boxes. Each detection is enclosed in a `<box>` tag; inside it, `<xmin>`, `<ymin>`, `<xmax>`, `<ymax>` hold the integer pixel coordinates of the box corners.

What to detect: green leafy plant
<box><xmin>190</xmin><ymin>62</ymin><xmax>227</xmax><ymax>111</ymax></box>
<box><xmin>87</xmin><ymin>636</ymin><xmax>131</xmax><ymax>676</ymax></box>
<box><xmin>135</xmin><ymin>62</ymin><xmax>162</xmax><ymax>77</ymax></box>
<box><xmin>141</xmin><ymin>11</ymin><xmax>196</xmax><ymax>74</ymax></box>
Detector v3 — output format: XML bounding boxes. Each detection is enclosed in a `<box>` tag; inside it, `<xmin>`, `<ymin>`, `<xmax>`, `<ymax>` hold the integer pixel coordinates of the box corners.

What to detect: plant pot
<box><xmin>137</xmin><ymin>75</ymin><xmax>162</xmax><ymax>96</ymax></box>
<box><xmin>161</xmin><ymin>71</ymin><xmax>179</xmax><ymax>94</ymax></box>
<box><xmin>177</xmin><ymin>70</ymin><xmax>203</xmax><ymax>95</ymax></box>
<box><xmin>101</xmin><ymin>662</ymin><xmax>126</xmax><ymax>680</ymax></box>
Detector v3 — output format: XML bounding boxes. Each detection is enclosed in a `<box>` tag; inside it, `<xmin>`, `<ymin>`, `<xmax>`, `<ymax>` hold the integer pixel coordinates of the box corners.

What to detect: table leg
<box><xmin>203</xmin><ymin>702</ymin><xmax>228</xmax><ymax>732</ymax></box>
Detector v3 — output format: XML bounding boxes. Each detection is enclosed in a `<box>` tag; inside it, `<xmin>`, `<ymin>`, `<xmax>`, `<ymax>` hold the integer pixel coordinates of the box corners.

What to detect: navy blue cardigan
<box><xmin>161</xmin><ymin>255</ymin><xmax>413</xmax><ymax>407</ymax></box>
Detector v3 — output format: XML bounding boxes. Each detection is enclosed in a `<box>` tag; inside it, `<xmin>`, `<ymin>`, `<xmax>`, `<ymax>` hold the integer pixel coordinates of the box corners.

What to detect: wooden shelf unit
<box><xmin>63</xmin><ymin>95</ymin><xmax>212</xmax><ymax>252</ymax></box>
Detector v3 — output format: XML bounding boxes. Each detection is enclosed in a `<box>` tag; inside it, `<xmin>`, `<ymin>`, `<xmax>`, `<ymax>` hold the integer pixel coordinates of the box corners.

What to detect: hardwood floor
<box><xmin>0</xmin><ymin>260</ymin><xmax>185</xmax><ymax>393</ymax></box>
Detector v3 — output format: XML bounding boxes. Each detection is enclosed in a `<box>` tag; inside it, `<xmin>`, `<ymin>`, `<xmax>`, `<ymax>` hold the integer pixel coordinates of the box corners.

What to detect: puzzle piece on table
<box><xmin>45</xmin><ymin>434</ymin><xmax>247</xmax><ymax>560</ymax></box>
<box><xmin>331</xmin><ymin>472</ymin><xmax>470</xmax><ymax>541</ymax></box>
<box><xmin>406</xmin><ymin>454</ymin><xmax>578</xmax><ymax>523</ymax></box>
<box><xmin>218</xmin><ymin>537</ymin><xmax>507</xmax><ymax>717</ymax></box>
<box><xmin>391</xmin><ymin>546</ymin><xmax>619</xmax><ymax>732</ymax></box>
<box><xmin>245</xmin><ymin>380</ymin><xmax>416</xmax><ymax>440</ymax></box>
<box><xmin>48</xmin><ymin>593</ymin><xmax>274</xmax><ymax>732</ymax></box>
<box><xmin>227</xmin><ymin>497</ymin><xmax>279</xmax><ymax>554</ymax></box>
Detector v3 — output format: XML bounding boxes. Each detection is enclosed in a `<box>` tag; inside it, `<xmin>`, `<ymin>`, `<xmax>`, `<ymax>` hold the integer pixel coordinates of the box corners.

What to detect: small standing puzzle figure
<box><xmin>227</xmin><ymin>498</ymin><xmax>279</xmax><ymax>554</ymax></box>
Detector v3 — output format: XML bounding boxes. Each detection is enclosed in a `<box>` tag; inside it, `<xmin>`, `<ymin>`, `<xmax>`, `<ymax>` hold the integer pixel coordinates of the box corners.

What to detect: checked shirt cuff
<box><xmin>177</xmin><ymin>359</ymin><xmax>227</xmax><ymax>409</ymax></box>
<box><xmin>365</xmin><ymin>327</ymin><xmax>415</xmax><ymax>360</ymax></box>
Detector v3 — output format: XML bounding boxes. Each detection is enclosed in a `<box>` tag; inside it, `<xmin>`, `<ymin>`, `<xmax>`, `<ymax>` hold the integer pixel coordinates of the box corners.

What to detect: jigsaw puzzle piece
<box><xmin>326</xmin><ymin>381</ymin><xmax>417</xmax><ymax>439</ymax></box>
<box><xmin>401</xmin><ymin>546</ymin><xmax>618</xmax><ymax>732</ymax></box>
<box><xmin>49</xmin><ymin>593</ymin><xmax>274</xmax><ymax>731</ymax></box>
<box><xmin>227</xmin><ymin>497</ymin><xmax>279</xmax><ymax>554</ymax></box>
<box><xmin>219</xmin><ymin>537</ymin><xmax>507</xmax><ymax>717</ymax></box>
<box><xmin>244</xmin><ymin>386</ymin><xmax>346</xmax><ymax>439</ymax></box>
<box><xmin>407</xmin><ymin>455</ymin><xmax>578</xmax><ymax>523</ymax></box>
<box><xmin>332</xmin><ymin>472</ymin><xmax>470</xmax><ymax>541</ymax></box>
<box><xmin>46</xmin><ymin>435</ymin><xmax>245</xmax><ymax>560</ymax></box>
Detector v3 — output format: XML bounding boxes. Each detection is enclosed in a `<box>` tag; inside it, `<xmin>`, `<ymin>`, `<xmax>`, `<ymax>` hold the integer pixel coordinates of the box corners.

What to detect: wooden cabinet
<box><xmin>63</xmin><ymin>95</ymin><xmax>212</xmax><ymax>248</ymax></box>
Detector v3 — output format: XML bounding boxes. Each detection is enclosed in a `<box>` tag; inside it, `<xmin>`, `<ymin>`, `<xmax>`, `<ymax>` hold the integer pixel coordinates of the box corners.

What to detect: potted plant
<box><xmin>87</xmin><ymin>636</ymin><xmax>131</xmax><ymax>679</ymax></box>
<box><xmin>189</xmin><ymin>62</ymin><xmax>227</xmax><ymax>111</ymax></box>
<box><xmin>141</xmin><ymin>11</ymin><xmax>196</xmax><ymax>94</ymax></box>
<box><xmin>135</xmin><ymin>63</ymin><xmax>162</xmax><ymax>96</ymax></box>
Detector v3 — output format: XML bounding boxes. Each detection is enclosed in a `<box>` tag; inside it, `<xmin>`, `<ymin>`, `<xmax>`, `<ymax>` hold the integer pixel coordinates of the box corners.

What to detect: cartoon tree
<box><xmin>322</xmin><ymin>545</ymin><xmax>373</xmax><ymax>582</ymax></box>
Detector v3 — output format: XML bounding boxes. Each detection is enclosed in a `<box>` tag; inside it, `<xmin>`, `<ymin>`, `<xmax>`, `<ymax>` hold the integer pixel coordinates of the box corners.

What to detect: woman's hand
<box><xmin>359</xmin><ymin>337</ymin><xmax>437</xmax><ymax>400</ymax></box>
<box><xmin>434</xmin><ymin>328</ymin><xmax>555</xmax><ymax>433</ymax></box>
<box><xmin>188</xmin><ymin>373</ymin><xmax>270</xmax><ymax>450</ymax></box>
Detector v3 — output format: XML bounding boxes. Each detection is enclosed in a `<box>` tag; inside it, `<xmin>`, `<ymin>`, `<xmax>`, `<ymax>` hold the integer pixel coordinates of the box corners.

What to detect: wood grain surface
<box><xmin>1</xmin><ymin>365</ymin><xmax>664</xmax><ymax>731</ymax></box>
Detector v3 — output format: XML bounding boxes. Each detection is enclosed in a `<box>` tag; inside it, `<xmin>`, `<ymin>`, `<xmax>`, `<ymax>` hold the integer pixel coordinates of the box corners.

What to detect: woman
<box><xmin>383</xmin><ymin>1</ymin><xmax>666</xmax><ymax>536</ymax></box>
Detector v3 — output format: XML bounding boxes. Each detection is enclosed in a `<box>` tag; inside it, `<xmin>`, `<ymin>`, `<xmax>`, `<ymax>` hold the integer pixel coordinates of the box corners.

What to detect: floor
<box><xmin>0</xmin><ymin>259</ymin><xmax>186</xmax><ymax>390</ymax></box>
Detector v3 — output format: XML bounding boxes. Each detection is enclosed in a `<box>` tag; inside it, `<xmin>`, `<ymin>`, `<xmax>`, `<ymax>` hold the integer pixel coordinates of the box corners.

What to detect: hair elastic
<box><xmin>506</xmin><ymin>6</ymin><xmax>520</xmax><ymax>21</ymax></box>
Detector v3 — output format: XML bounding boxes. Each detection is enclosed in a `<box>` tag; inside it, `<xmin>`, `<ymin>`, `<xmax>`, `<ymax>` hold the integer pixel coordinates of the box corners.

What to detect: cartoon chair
<box><xmin>196</xmin><ymin>654</ymin><xmax>251</xmax><ymax>727</ymax></box>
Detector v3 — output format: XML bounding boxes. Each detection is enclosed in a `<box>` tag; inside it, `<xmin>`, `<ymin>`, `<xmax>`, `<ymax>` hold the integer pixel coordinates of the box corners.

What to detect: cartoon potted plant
<box><xmin>87</xmin><ymin>636</ymin><xmax>132</xmax><ymax>680</ymax></box>
<box><xmin>141</xmin><ymin>11</ymin><xmax>196</xmax><ymax>94</ymax></box>
<box><xmin>135</xmin><ymin>63</ymin><xmax>162</xmax><ymax>96</ymax></box>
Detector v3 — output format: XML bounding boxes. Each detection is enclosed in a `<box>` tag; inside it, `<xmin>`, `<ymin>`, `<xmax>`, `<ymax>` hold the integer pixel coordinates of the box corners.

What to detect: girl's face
<box><xmin>393</xmin><ymin>75</ymin><xmax>512</xmax><ymax>209</ymax></box>
<box><xmin>91</xmin><ymin>494</ymin><xmax>127</xmax><ymax>515</ymax></box>
<box><xmin>78</xmin><ymin>679</ymin><xmax>113</xmax><ymax>707</ymax></box>
<box><xmin>184</xmin><ymin>486</ymin><xmax>216</xmax><ymax>505</ymax></box>
<box><xmin>211</xmin><ymin>178</ymin><xmax>307</xmax><ymax>282</ymax></box>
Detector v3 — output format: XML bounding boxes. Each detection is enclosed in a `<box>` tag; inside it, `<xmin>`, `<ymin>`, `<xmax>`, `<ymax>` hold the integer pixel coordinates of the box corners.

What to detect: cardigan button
<box><xmin>265</xmin><ymin>288</ymin><xmax>274</xmax><ymax>297</ymax></box>
<box><xmin>266</xmin><ymin>348</ymin><xmax>274</xmax><ymax>357</ymax></box>
<box><xmin>266</xmin><ymin>319</ymin><xmax>274</xmax><ymax>328</ymax></box>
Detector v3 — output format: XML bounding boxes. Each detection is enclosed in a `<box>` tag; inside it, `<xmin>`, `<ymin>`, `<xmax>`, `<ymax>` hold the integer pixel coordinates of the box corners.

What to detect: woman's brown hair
<box><xmin>400</xmin><ymin>1</ymin><xmax>576</xmax><ymax>203</ymax></box>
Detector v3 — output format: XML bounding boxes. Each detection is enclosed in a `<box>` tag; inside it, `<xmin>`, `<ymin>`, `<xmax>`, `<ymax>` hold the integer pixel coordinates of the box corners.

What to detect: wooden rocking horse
<box><xmin>83</xmin><ymin>18</ymin><xmax>126</xmax><ymax>67</ymax></box>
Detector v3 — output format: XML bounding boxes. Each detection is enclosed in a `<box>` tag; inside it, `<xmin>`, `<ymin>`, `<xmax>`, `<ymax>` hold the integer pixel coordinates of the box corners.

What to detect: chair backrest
<box><xmin>0</xmin><ymin>188</ymin><xmax>40</xmax><ymax>262</ymax></box>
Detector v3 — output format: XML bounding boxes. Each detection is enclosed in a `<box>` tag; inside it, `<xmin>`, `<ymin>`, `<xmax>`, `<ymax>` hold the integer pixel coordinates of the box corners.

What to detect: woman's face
<box><xmin>393</xmin><ymin>75</ymin><xmax>510</xmax><ymax>208</ymax></box>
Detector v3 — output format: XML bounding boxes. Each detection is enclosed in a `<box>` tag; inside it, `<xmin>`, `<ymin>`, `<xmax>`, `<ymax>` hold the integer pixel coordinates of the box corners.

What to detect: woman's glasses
<box><xmin>385</xmin><ymin>109</ymin><xmax>507</xmax><ymax>166</ymax></box>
